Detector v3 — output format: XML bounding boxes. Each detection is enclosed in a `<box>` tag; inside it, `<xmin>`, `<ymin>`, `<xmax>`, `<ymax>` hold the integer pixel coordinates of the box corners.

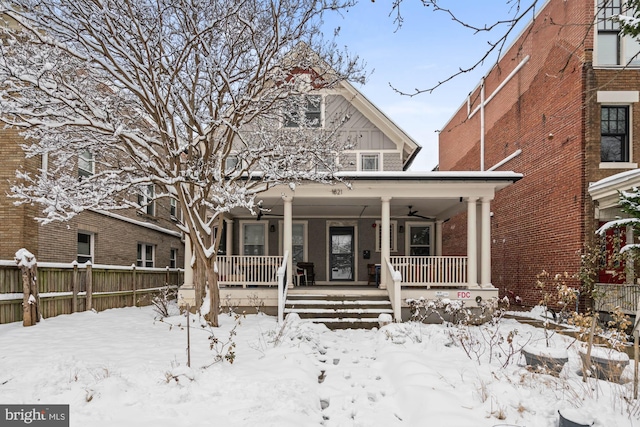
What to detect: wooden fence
<box><xmin>0</xmin><ymin>261</ymin><xmax>183</xmax><ymax>324</ymax></box>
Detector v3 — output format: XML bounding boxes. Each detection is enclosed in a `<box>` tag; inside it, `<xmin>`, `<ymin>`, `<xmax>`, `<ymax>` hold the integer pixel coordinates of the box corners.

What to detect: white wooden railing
<box><xmin>594</xmin><ymin>283</ymin><xmax>640</xmax><ymax>315</ymax></box>
<box><xmin>217</xmin><ymin>255</ymin><xmax>283</xmax><ymax>287</ymax></box>
<box><xmin>389</xmin><ymin>256</ymin><xmax>467</xmax><ymax>287</ymax></box>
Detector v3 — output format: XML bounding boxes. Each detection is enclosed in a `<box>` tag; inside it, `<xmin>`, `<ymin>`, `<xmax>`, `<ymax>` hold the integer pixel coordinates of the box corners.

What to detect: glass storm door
<box><xmin>329</xmin><ymin>227</ymin><xmax>354</xmax><ymax>281</ymax></box>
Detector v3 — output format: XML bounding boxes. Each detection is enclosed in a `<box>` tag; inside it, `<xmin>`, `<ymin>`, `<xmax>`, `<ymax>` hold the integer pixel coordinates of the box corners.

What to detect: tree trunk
<box><xmin>204</xmin><ymin>256</ymin><xmax>220</xmax><ymax>327</ymax></box>
<box><xmin>194</xmin><ymin>258</ymin><xmax>206</xmax><ymax>311</ymax></box>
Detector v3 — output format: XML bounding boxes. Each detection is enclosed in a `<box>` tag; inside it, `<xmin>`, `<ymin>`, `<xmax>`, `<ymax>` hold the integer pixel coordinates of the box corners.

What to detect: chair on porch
<box><xmin>296</xmin><ymin>262</ymin><xmax>315</xmax><ymax>285</ymax></box>
<box><xmin>294</xmin><ymin>264</ymin><xmax>306</xmax><ymax>286</ymax></box>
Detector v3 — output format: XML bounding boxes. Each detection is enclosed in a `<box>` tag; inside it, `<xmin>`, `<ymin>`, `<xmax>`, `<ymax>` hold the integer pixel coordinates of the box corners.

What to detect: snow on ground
<box><xmin>0</xmin><ymin>305</ymin><xmax>638</xmax><ymax>427</ymax></box>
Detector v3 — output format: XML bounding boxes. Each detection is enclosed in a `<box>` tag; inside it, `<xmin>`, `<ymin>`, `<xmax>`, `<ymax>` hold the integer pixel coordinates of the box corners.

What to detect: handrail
<box><xmin>384</xmin><ymin>257</ymin><xmax>402</xmax><ymax>322</ymax></box>
<box><xmin>277</xmin><ymin>251</ymin><xmax>289</xmax><ymax>324</ymax></box>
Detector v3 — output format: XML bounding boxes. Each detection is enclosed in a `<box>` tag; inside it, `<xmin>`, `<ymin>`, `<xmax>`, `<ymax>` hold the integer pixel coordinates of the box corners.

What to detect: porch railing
<box><xmin>389</xmin><ymin>256</ymin><xmax>467</xmax><ymax>287</ymax></box>
<box><xmin>594</xmin><ymin>283</ymin><xmax>640</xmax><ymax>315</ymax></box>
<box><xmin>217</xmin><ymin>255</ymin><xmax>283</xmax><ymax>287</ymax></box>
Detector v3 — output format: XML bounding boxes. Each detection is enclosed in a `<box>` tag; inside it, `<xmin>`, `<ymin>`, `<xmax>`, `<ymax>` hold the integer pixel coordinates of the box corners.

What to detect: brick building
<box><xmin>439</xmin><ymin>0</ymin><xmax>640</xmax><ymax>306</ymax></box>
<box><xmin>0</xmin><ymin>129</ymin><xmax>184</xmax><ymax>268</ymax></box>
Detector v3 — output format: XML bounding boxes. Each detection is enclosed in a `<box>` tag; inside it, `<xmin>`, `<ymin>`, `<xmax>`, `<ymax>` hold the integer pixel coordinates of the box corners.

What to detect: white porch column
<box><xmin>467</xmin><ymin>197</ymin><xmax>479</xmax><ymax>288</ymax></box>
<box><xmin>380</xmin><ymin>196</ymin><xmax>391</xmax><ymax>290</ymax></box>
<box><xmin>178</xmin><ymin>234</ymin><xmax>196</xmax><ymax>309</ymax></box>
<box><xmin>225</xmin><ymin>218</ymin><xmax>233</xmax><ymax>255</ymax></box>
<box><xmin>480</xmin><ymin>197</ymin><xmax>492</xmax><ymax>288</ymax></box>
<box><xmin>283</xmin><ymin>195</ymin><xmax>294</xmax><ymax>288</ymax></box>
<box><xmin>435</xmin><ymin>220</ymin><xmax>443</xmax><ymax>256</ymax></box>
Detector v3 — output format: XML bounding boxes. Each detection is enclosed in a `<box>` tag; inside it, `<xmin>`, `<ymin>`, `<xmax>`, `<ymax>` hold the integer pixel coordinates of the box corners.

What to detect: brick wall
<box><xmin>1</xmin><ymin>130</ymin><xmax>184</xmax><ymax>268</ymax></box>
<box><xmin>0</xmin><ymin>128</ymin><xmax>41</xmax><ymax>259</ymax></box>
<box><xmin>439</xmin><ymin>0</ymin><xmax>593</xmax><ymax>306</ymax></box>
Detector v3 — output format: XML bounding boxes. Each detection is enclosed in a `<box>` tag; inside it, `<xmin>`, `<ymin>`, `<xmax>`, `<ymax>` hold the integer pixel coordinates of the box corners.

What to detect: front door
<box><xmin>598</xmin><ymin>221</ymin><xmax>626</xmax><ymax>284</ymax></box>
<box><xmin>329</xmin><ymin>226</ymin><xmax>354</xmax><ymax>281</ymax></box>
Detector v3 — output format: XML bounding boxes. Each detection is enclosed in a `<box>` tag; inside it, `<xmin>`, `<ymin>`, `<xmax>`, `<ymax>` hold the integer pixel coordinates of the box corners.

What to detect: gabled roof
<box><xmin>336</xmin><ymin>79</ymin><xmax>421</xmax><ymax>170</ymax></box>
<box><xmin>284</xmin><ymin>42</ymin><xmax>421</xmax><ymax>170</ymax></box>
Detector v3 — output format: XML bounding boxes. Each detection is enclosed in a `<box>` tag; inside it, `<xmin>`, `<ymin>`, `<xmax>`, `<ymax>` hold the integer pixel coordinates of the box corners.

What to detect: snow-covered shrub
<box><xmin>406</xmin><ymin>297</ymin><xmax>470</xmax><ymax>325</ymax></box>
<box><xmin>151</xmin><ymin>286</ymin><xmax>178</xmax><ymax>318</ymax></box>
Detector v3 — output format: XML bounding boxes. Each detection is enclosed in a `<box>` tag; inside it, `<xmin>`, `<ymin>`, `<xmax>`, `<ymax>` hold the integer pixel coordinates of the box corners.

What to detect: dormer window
<box><xmin>284</xmin><ymin>95</ymin><xmax>322</xmax><ymax>128</ymax></box>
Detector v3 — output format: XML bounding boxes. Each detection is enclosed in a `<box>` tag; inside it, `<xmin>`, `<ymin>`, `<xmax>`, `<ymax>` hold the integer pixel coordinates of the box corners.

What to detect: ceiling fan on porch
<box><xmin>256</xmin><ymin>210</ymin><xmax>283</xmax><ymax>221</ymax></box>
<box><xmin>405</xmin><ymin>206</ymin><xmax>433</xmax><ymax>220</ymax></box>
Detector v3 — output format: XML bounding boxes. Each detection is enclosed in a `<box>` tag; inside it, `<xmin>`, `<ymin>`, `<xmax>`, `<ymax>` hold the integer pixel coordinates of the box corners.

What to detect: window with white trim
<box><xmin>241</xmin><ymin>222</ymin><xmax>267</xmax><ymax>256</ymax></box>
<box><xmin>361</xmin><ymin>153</ymin><xmax>380</xmax><ymax>172</ymax></box>
<box><xmin>375</xmin><ymin>220</ymin><xmax>397</xmax><ymax>252</ymax></box>
<box><xmin>284</xmin><ymin>95</ymin><xmax>322</xmax><ymax>128</ymax></box>
<box><xmin>77</xmin><ymin>232</ymin><xmax>93</xmax><ymax>264</ymax></box>
<box><xmin>597</xmin><ymin>0</ymin><xmax>640</xmax><ymax>66</ymax></box>
<box><xmin>601</xmin><ymin>105</ymin><xmax>630</xmax><ymax>162</ymax></box>
<box><xmin>137</xmin><ymin>184</ymin><xmax>155</xmax><ymax>216</ymax></box>
<box><xmin>78</xmin><ymin>150</ymin><xmax>94</xmax><ymax>178</ymax></box>
<box><xmin>407</xmin><ymin>224</ymin><xmax>432</xmax><ymax>256</ymax></box>
<box><xmin>278</xmin><ymin>221</ymin><xmax>308</xmax><ymax>264</ymax></box>
<box><xmin>137</xmin><ymin>243</ymin><xmax>155</xmax><ymax>267</ymax></box>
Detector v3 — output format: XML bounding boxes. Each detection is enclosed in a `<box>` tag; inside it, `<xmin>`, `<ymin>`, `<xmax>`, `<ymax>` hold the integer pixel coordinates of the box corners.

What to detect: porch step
<box><xmin>284</xmin><ymin>293</ymin><xmax>393</xmax><ymax>330</ymax></box>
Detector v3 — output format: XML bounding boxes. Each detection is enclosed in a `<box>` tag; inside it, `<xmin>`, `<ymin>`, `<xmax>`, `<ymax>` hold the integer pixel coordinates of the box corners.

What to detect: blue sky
<box><xmin>322</xmin><ymin>1</ymin><xmax>536</xmax><ymax>171</ymax></box>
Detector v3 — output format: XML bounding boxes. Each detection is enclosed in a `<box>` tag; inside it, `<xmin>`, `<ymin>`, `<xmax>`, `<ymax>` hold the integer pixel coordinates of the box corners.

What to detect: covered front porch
<box><xmin>181</xmin><ymin>171</ymin><xmax>522</xmax><ymax>323</ymax></box>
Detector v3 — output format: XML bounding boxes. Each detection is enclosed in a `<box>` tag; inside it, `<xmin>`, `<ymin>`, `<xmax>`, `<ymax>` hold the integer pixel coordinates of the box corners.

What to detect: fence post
<box><xmin>165</xmin><ymin>266</ymin><xmax>170</xmax><ymax>287</ymax></box>
<box><xmin>132</xmin><ymin>264</ymin><xmax>137</xmax><ymax>307</ymax></box>
<box><xmin>72</xmin><ymin>261</ymin><xmax>78</xmax><ymax>313</ymax></box>
<box><xmin>86</xmin><ymin>262</ymin><xmax>93</xmax><ymax>311</ymax></box>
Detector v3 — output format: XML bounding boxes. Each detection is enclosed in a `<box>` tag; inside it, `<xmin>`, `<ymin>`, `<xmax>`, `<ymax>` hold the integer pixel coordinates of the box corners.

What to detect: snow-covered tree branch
<box><xmin>0</xmin><ymin>0</ymin><xmax>364</xmax><ymax>326</ymax></box>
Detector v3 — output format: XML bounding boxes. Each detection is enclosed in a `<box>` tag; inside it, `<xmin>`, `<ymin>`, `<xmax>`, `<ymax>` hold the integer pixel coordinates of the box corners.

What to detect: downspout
<box><xmin>480</xmin><ymin>78</ymin><xmax>485</xmax><ymax>171</ymax></box>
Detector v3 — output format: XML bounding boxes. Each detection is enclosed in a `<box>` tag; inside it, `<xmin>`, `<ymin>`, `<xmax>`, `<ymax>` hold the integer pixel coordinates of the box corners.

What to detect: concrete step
<box><xmin>284</xmin><ymin>293</ymin><xmax>392</xmax><ymax>329</ymax></box>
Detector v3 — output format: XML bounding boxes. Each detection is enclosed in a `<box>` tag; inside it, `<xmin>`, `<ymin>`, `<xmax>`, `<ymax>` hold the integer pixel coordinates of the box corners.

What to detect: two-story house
<box><xmin>438</xmin><ymin>0</ymin><xmax>640</xmax><ymax>311</ymax></box>
<box><xmin>180</xmin><ymin>75</ymin><xmax>521</xmax><ymax>326</ymax></box>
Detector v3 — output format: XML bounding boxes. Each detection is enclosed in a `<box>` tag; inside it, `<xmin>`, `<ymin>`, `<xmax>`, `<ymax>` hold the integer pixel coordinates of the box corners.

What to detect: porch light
<box><xmin>270</xmin><ymin>224</ymin><xmax>276</xmax><ymax>232</ymax></box>
<box><xmin>398</xmin><ymin>225</ymin><xmax>404</xmax><ymax>233</ymax></box>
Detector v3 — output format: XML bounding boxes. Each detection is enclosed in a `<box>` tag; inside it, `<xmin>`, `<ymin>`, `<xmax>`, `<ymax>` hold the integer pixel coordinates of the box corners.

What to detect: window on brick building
<box><xmin>78</xmin><ymin>150</ymin><xmax>94</xmax><ymax>178</ymax></box>
<box><xmin>137</xmin><ymin>243</ymin><xmax>154</xmax><ymax>267</ymax></box>
<box><xmin>137</xmin><ymin>184</ymin><xmax>155</xmax><ymax>216</ymax></box>
<box><xmin>601</xmin><ymin>106</ymin><xmax>629</xmax><ymax>162</ymax></box>
<box><xmin>596</xmin><ymin>0</ymin><xmax>640</xmax><ymax>66</ymax></box>
<box><xmin>169</xmin><ymin>248</ymin><xmax>178</xmax><ymax>269</ymax></box>
<box><xmin>77</xmin><ymin>232</ymin><xmax>93</xmax><ymax>264</ymax></box>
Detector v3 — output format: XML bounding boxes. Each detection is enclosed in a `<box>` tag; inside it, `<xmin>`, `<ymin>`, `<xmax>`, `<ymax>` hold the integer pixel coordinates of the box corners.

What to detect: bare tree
<box><xmin>385</xmin><ymin>0</ymin><xmax>541</xmax><ymax>95</ymax></box>
<box><xmin>0</xmin><ymin>0</ymin><xmax>364</xmax><ymax>326</ymax></box>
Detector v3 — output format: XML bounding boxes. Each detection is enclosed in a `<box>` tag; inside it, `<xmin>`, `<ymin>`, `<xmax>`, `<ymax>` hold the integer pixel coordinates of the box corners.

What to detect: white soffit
<box><xmin>589</xmin><ymin>169</ymin><xmax>640</xmax><ymax>209</ymax></box>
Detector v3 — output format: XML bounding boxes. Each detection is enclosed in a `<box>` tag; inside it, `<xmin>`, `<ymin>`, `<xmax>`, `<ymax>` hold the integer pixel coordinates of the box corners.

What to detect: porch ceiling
<box><xmin>231</xmin><ymin>171</ymin><xmax>522</xmax><ymax>221</ymax></box>
<box><xmin>249</xmin><ymin>196</ymin><xmax>463</xmax><ymax>220</ymax></box>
